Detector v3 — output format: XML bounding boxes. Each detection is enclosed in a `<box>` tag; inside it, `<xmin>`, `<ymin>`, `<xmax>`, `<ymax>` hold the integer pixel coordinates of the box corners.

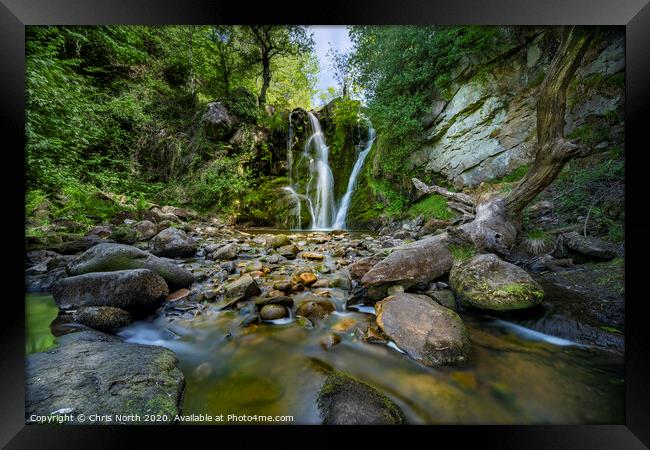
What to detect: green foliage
<box><xmin>566</xmin><ymin>124</ymin><xmax>610</xmax><ymax>147</ymax></box>
<box><xmin>349</xmin><ymin>25</ymin><xmax>510</xmax><ymax>189</ymax></box>
<box><xmin>368</xmin><ymin>179</ymin><xmax>409</xmax><ymax>217</ymax></box>
<box><xmin>449</xmin><ymin>243</ymin><xmax>477</xmax><ymax>262</ymax></box>
<box><xmin>492</xmin><ymin>164</ymin><xmax>529</xmax><ymax>184</ymax></box>
<box><xmin>330</xmin><ymin>97</ymin><xmax>362</xmax><ymax>154</ymax></box>
<box><xmin>406</xmin><ymin>194</ymin><xmax>454</xmax><ymax>221</ymax></box>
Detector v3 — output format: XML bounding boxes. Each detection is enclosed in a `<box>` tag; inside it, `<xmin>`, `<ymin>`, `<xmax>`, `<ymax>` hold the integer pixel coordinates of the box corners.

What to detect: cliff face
<box><xmin>409</xmin><ymin>27</ymin><xmax>624</xmax><ymax>188</ymax></box>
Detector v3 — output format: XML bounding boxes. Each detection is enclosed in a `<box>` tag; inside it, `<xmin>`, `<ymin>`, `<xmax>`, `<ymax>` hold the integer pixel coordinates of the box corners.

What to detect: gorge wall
<box><xmin>399</xmin><ymin>27</ymin><xmax>624</xmax><ymax>188</ymax></box>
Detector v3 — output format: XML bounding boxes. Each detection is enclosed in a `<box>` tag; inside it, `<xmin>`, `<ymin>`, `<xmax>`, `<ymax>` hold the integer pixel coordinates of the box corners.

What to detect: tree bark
<box><xmin>259</xmin><ymin>54</ymin><xmax>271</xmax><ymax>106</ymax></box>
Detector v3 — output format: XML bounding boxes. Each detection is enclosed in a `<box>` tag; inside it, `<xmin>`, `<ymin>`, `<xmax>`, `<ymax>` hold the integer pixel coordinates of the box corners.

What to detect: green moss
<box><xmin>490</xmin><ymin>164</ymin><xmax>529</xmax><ymax>184</ymax></box>
<box><xmin>406</xmin><ymin>194</ymin><xmax>454</xmax><ymax>221</ymax></box>
<box><xmin>499</xmin><ymin>283</ymin><xmax>544</xmax><ymax>300</ymax></box>
<box><xmin>317</xmin><ymin>371</ymin><xmax>404</xmax><ymax>424</ymax></box>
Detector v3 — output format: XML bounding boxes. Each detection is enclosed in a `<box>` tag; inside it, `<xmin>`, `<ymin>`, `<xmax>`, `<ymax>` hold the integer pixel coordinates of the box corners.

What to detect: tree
<box><xmin>327</xmin><ymin>46</ymin><xmax>352</xmax><ymax>98</ymax></box>
<box><xmin>361</xmin><ymin>26</ymin><xmax>598</xmax><ymax>287</ymax></box>
<box><xmin>241</xmin><ymin>25</ymin><xmax>314</xmax><ymax>106</ymax></box>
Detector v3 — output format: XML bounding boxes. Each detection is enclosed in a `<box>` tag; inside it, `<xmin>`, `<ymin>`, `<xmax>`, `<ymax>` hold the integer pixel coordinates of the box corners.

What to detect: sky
<box><xmin>308</xmin><ymin>26</ymin><xmax>353</xmax><ymax>106</ymax></box>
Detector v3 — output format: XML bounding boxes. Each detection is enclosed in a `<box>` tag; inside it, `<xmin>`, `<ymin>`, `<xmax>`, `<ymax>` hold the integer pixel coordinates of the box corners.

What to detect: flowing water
<box><xmin>30</xmin><ymin>229</ymin><xmax>624</xmax><ymax>425</ymax></box>
<box><xmin>284</xmin><ymin>111</ymin><xmax>375</xmax><ymax>231</ymax></box>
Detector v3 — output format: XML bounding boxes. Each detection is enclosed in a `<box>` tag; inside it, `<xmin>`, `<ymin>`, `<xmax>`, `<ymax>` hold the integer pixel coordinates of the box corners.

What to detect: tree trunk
<box><xmin>362</xmin><ymin>26</ymin><xmax>596</xmax><ymax>288</ymax></box>
<box><xmin>259</xmin><ymin>55</ymin><xmax>271</xmax><ymax>106</ymax></box>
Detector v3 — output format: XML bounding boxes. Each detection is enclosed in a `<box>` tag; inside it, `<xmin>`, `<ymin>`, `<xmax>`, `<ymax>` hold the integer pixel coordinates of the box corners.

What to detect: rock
<box><xmin>212</xmin><ymin>243</ymin><xmax>239</xmax><ymax>261</ymax></box>
<box><xmin>72</xmin><ymin>306</ymin><xmax>132</xmax><ymax>332</ymax></box>
<box><xmin>57</xmin><ymin>235</ymin><xmax>110</xmax><ymax>255</ymax></box>
<box><xmin>221</xmin><ymin>261</ymin><xmax>237</xmax><ymax>274</ymax></box>
<box><xmin>202</xmin><ymin>101</ymin><xmax>239</xmax><ymax>140</ymax></box>
<box><xmin>244</xmin><ymin>260</ymin><xmax>263</xmax><ymax>273</ymax></box>
<box><xmin>312</xmin><ymin>279</ymin><xmax>330</xmax><ymax>288</ymax></box>
<box><xmin>449</xmin><ymin>254</ymin><xmax>544</xmax><ymax>310</ymax></box>
<box><xmin>149</xmin><ymin>227</ymin><xmax>197</xmax><ymax>258</ymax></box>
<box><xmin>88</xmin><ymin>225</ymin><xmax>113</xmax><ymax>239</ymax></box>
<box><xmin>255</xmin><ymin>296</ymin><xmax>293</xmax><ymax>308</ymax></box>
<box><xmin>108</xmin><ymin>225</ymin><xmax>138</xmax><ymax>245</ymax></box>
<box><xmin>429</xmin><ymin>289</ymin><xmax>458</xmax><ymax>311</ymax></box>
<box><xmin>320</xmin><ymin>333</ymin><xmax>342</xmax><ymax>350</ymax></box>
<box><xmin>302</xmin><ymin>252</ymin><xmax>325</xmax><ymax>261</ymax></box>
<box><xmin>376</xmin><ymin>293</ymin><xmax>470</xmax><ymax>366</ymax></box>
<box><xmin>299</xmin><ymin>272</ymin><xmax>318</xmax><ymax>286</ymax></box>
<box><xmin>26</xmin><ymin>268</ymin><xmax>67</xmax><ymax>292</ymax></box>
<box><xmin>67</xmin><ymin>243</ymin><xmax>194</xmax><ymax>290</ymax></box>
<box><xmin>267</xmin><ymin>234</ymin><xmax>290</xmax><ymax>249</ymax></box>
<box><xmin>26</xmin><ymin>330</ymin><xmax>184</xmax><ymax>423</ymax></box>
<box><xmin>166</xmin><ymin>288</ymin><xmax>190</xmax><ymax>302</ymax></box>
<box><xmin>133</xmin><ymin>220</ymin><xmax>157</xmax><ymax>240</ymax></box>
<box><xmin>317</xmin><ymin>372</ymin><xmax>404</xmax><ymax>425</ymax></box>
<box><xmin>273</xmin><ymin>281</ymin><xmax>292</xmax><ymax>292</ymax></box>
<box><xmin>387</xmin><ymin>285</ymin><xmax>405</xmax><ymax>296</ymax></box>
<box><xmin>295</xmin><ymin>299</ymin><xmax>335</xmax><ymax>320</ymax></box>
<box><xmin>160</xmin><ymin>205</ymin><xmax>197</xmax><ymax>220</ymax></box>
<box><xmin>348</xmin><ymin>256</ymin><xmax>382</xmax><ymax>279</ymax></box>
<box><xmin>361</xmin><ymin>234</ymin><xmax>453</xmax><ymax>289</ymax></box>
<box><xmin>219</xmin><ymin>274</ymin><xmax>261</xmax><ymax>309</ymax></box>
<box><xmin>558</xmin><ymin>231</ymin><xmax>619</xmax><ymax>261</ymax></box>
<box><xmin>260</xmin><ymin>304</ymin><xmax>289</xmax><ymax>321</ymax></box>
<box><xmin>277</xmin><ymin>244</ymin><xmax>299</xmax><ymax>259</ymax></box>
<box><xmin>53</xmin><ymin>269</ymin><xmax>169</xmax><ymax>310</ymax></box>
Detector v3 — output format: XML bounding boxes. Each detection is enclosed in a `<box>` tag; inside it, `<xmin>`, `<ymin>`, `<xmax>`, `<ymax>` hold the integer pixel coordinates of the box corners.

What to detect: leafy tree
<box><xmin>240</xmin><ymin>26</ymin><xmax>314</xmax><ymax>105</ymax></box>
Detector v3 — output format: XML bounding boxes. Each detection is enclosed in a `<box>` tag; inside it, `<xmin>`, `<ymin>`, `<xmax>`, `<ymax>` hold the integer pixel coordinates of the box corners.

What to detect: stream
<box><xmin>30</xmin><ymin>228</ymin><xmax>624</xmax><ymax>425</ymax></box>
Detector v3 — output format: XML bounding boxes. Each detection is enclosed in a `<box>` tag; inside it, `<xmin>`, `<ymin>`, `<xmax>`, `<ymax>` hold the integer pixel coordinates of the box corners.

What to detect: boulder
<box><xmin>277</xmin><ymin>244</ymin><xmax>299</xmax><ymax>259</ymax></box>
<box><xmin>160</xmin><ymin>205</ymin><xmax>198</xmax><ymax>220</ymax></box>
<box><xmin>348</xmin><ymin>256</ymin><xmax>382</xmax><ymax>280</ymax></box>
<box><xmin>317</xmin><ymin>371</ymin><xmax>404</xmax><ymax>425</ymax></box>
<box><xmin>217</xmin><ymin>274</ymin><xmax>261</xmax><ymax>309</ymax></box>
<box><xmin>260</xmin><ymin>304</ymin><xmax>289</xmax><ymax>321</ymax></box>
<box><xmin>361</xmin><ymin>234</ymin><xmax>453</xmax><ymax>288</ymax></box>
<box><xmin>295</xmin><ymin>299</ymin><xmax>335</xmax><ymax>320</ymax></box>
<box><xmin>108</xmin><ymin>226</ymin><xmax>138</xmax><ymax>245</ymax></box>
<box><xmin>449</xmin><ymin>253</ymin><xmax>544</xmax><ymax>310</ymax></box>
<box><xmin>26</xmin><ymin>330</ymin><xmax>184</xmax><ymax>424</ymax></box>
<box><xmin>133</xmin><ymin>220</ymin><xmax>157</xmax><ymax>240</ymax></box>
<box><xmin>202</xmin><ymin>102</ymin><xmax>238</xmax><ymax>140</ymax></box>
<box><xmin>53</xmin><ymin>269</ymin><xmax>169</xmax><ymax>310</ymax></box>
<box><xmin>212</xmin><ymin>243</ymin><xmax>239</xmax><ymax>261</ymax></box>
<box><xmin>149</xmin><ymin>227</ymin><xmax>197</xmax><ymax>258</ymax></box>
<box><xmin>67</xmin><ymin>243</ymin><xmax>194</xmax><ymax>289</ymax></box>
<box><xmin>266</xmin><ymin>234</ymin><xmax>290</xmax><ymax>249</ymax></box>
<box><xmin>72</xmin><ymin>306</ymin><xmax>132</xmax><ymax>333</ymax></box>
<box><xmin>376</xmin><ymin>293</ymin><xmax>470</xmax><ymax>366</ymax></box>
<box><xmin>57</xmin><ymin>235</ymin><xmax>111</xmax><ymax>255</ymax></box>
<box><xmin>558</xmin><ymin>231</ymin><xmax>619</xmax><ymax>261</ymax></box>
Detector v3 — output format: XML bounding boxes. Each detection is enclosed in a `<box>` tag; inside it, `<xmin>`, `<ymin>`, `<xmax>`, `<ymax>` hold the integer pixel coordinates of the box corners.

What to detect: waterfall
<box><xmin>332</xmin><ymin>125</ymin><xmax>376</xmax><ymax>230</ymax></box>
<box><xmin>283</xmin><ymin>110</ymin><xmax>375</xmax><ymax>230</ymax></box>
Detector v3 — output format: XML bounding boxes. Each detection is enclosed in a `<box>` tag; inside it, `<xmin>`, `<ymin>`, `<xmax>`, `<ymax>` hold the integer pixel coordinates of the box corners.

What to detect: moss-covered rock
<box><xmin>72</xmin><ymin>306</ymin><xmax>132</xmax><ymax>333</ymax></box>
<box><xmin>449</xmin><ymin>253</ymin><xmax>544</xmax><ymax>310</ymax></box>
<box><xmin>317</xmin><ymin>371</ymin><xmax>404</xmax><ymax>424</ymax></box>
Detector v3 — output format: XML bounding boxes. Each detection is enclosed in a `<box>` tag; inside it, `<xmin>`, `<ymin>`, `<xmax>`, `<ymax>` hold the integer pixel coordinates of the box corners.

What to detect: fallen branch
<box><xmin>412</xmin><ymin>178</ymin><xmax>475</xmax><ymax>207</ymax></box>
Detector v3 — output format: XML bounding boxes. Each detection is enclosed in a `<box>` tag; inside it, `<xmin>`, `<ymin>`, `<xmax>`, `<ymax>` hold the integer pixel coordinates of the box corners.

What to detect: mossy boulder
<box><xmin>317</xmin><ymin>371</ymin><xmax>404</xmax><ymax>425</ymax></box>
<box><xmin>67</xmin><ymin>243</ymin><xmax>194</xmax><ymax>290</ymax></box>
<box><xmin>72</xmin><ymin>306</ymin><xmax>132</xmax><ymax>333</ymax></box>
<box><xmin>449</xmin><ymin>253</ymin><xmax>544</xmax><ymax>310</ymax></box>
<box><xmin>376</xmin><ymin>293</ymin><xmax>470</xmax><ymax>366</ymax></box>
<box><xmin>26</xmin><ymin>330</ymin><xmax>184</xmax><ymax>424</ymax></box>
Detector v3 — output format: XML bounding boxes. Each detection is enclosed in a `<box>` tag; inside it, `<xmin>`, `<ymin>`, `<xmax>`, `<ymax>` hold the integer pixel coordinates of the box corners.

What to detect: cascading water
<box><xmin>332</xmin><ymin>125</ymin><xmax>376</xmax><ymax>230</ymax></box>
<box><xmin>284</xmin><ymin>110</ymin><xmax>376</xmax><ymax>230</ymax></box>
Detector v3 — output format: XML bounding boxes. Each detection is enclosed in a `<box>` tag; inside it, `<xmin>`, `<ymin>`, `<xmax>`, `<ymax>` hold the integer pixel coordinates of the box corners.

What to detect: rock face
<box><xmin>202</xmin><ymin>102</ymin><xmax>238</xmax><ymax>140</ymax></box>
<box><xmin>405</xmin><ymin>28</ymin><xmax>624</xmax><ymax>187</ymax></box>
<box><xmin>67</xmin><ymin>243</ymin><xmax>194</xmax><ymax>289</ymax></box>
<box><xmin>376</xmin><ymin>293</ymin><xmax>470</xmax><ymax>366</ymax></box>
<box><xmin>73</xmin><ymin>306</ymin><xmax>132</xmax><ymax>333</ymax></box>
<box><xmin>449</xmin><ymin>254</ymin><xmax>544</xmax><ymax>310</ymax></box>
<box><xmin>53</xmin><ymin>269</ymin><xmax>169</xmax><ymax>310</ymax></box>
<box><xmin>317</xmin><ymin>371</ymin><xmax>404</xmax><ymax>425</ymax></box>
<box><xmin>149</xmin><ymin>227</ymin><xmax>197</xmax><ymax>258</ymax></box>
<box><xmin>26</xmin><ymin>331</ymin><xmax>184</xmax><ymax>424</ymax></box>
<box><xmin>361</xmin><ymin>234</ymin><xmax>453</xmax><ymax>288</ymax></box>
